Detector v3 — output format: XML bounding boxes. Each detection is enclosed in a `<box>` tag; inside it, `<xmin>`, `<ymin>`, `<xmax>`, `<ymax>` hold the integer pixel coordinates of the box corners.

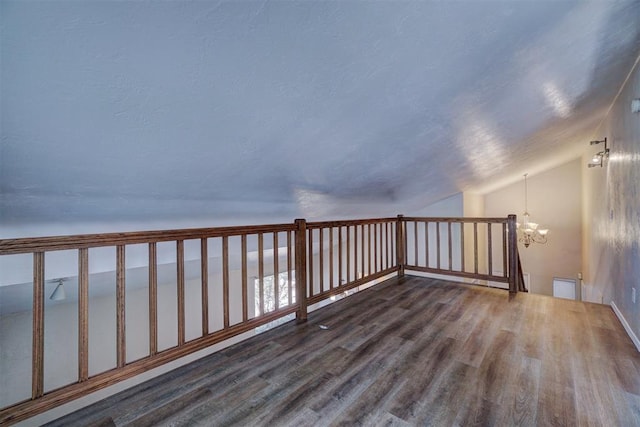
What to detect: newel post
<box><xmin>294</xmin><ymin>219</ymin><xmax>308</xmax><ymax>322</ymax></box>
<box><xmin>507</xmin><ymin>214</ymin><xmax>518</xmax><ymax>294</ymax></box>
<box><xmin>396</xmin><ymin>214</ymin><xmax>405</xmax><ymax>278</ymax></box>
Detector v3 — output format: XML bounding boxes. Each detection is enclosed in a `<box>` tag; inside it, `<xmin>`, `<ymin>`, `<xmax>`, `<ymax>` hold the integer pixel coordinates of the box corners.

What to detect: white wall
<box><xmin>582</xmin><ymin>57</ymin><xmax>640</xmax><ymax>342</ymax></box>
<box><xmin>484</xmin><ymin>160</ymin><xmax>582</xmax><ymax>296</ymax></box>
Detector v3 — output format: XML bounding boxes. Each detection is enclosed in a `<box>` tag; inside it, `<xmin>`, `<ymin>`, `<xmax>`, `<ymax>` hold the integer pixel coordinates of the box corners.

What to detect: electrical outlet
<box><xmin>632</xmin><ymin>288</ymin><xmax>636</xmax><ymax>304</ymax></box>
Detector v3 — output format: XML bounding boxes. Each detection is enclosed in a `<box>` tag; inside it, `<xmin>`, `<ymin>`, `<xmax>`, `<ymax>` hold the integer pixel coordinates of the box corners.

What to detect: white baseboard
<box><xmin>611</xmin><ymin>301</ymin><xmax>640</xmax><ymax>352</ymax></box>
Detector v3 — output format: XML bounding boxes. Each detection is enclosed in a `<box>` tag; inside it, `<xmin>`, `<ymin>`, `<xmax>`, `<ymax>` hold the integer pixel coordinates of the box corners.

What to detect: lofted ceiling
<box><xmin>1</xmin><ymin>0</ymin><xmax>639</xmax><ymax>226</ymax></box>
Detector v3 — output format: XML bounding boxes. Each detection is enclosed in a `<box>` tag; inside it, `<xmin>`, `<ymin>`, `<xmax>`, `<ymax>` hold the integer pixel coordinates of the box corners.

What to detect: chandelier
<box><xmin>516</xmin><ymin>173</ymin><xmax>548</xmax><ymax>248</ymax></box>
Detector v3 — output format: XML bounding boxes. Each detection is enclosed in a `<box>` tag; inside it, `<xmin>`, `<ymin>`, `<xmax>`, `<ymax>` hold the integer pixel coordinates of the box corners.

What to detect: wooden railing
<box><xmin>399</xmin><ymin>215</ymin><xmax>517</xmax><ymax>289</ymax></box>
<box><xmin>0</xmin><ymin>214</ymin><xmax>520</xmax><ymax>424</ymax></box>
<box><xmin>304</xmin><ymin>218</ymin><xmax>399</xmax><ymax>306</ymax></box>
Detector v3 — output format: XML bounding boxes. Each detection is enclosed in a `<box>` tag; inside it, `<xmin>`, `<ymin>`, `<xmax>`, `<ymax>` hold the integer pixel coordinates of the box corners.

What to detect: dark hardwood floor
<box><xmin>47</xmin><ymin>276</ymin><xmax>640</xmax><ymax>426</ymax></box>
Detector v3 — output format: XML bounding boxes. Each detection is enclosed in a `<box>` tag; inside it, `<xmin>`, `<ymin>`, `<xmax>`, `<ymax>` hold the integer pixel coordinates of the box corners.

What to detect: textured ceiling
<box><xmin>1</xmin><ymin>0</ymin><xmax>639</xmax><ymax>225</ymax></box>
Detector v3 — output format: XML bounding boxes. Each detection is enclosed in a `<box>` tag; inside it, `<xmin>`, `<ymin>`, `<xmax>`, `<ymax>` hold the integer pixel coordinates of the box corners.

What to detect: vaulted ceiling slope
<box><xmin>1</xmin><ymin>1</ymin><xmax>639</xmax><ymax>225</ymax></box>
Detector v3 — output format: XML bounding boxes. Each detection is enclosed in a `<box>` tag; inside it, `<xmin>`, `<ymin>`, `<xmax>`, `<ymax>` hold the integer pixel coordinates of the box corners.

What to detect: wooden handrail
<box><xmin>0</xmin><ymin>223</ymin><xmax>297</xmax><ymax>255</ymax></box>
<box><xmin>0</xmin><ymin>214</ymin><xmax>519</xmax><ymax>425</ymax></box>
<box><xmin>306</xmin><ymin>217</ymin><xmax>397</xmax><ymax>229</ymax></box>
<box><xmin>402</xmin><ymin>216</ymin><xmax>508</xmax><ymax>223</ymax></box>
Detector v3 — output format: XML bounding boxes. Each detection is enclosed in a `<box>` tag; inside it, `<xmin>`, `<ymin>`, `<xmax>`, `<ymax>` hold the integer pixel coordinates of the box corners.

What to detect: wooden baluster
<box><xmin>384</xmin><ymin>222</ymin><xmax>388</xmax><ymax>269</ymax></box>
<box><xmin>338</xmin><ymin>227</ymin><xmax>343</xmax><ymax>287</ymax></box>
<box><xmin>200</xmin><ymin>239</ymin><xmax>209</xmax><ymax>335</ymax></box>
<box><xmin>360</xmin><ymin>224</ymin><xmax>365</xmax><ymax>278</ymax></box>
<box><xmin>352</xmin><ymin>226</ymin><xmax>356</xmax><ymax>280</ymax></box>
<box><xmin>354</xmin><ymin>225</ymin><xmax>358</xmax><ymax>278</ymax></box>
<box><xmin>473</xmin><ymin>222</ymin><xmax>479</xmax><ymax>275</ymax></box>
<box><xmin>389</xmin><ymin>222</ymin><xmax>393</xmax><ymax>269</ymax></box>
<box><xmin>319</xmin><ymin>228</ymin><xmax>324</xmax><ymax>293</ymax></box>
<box><xmin>507</xmin><ymin>215</ymin><xmax>518</xmax><ymax>293</ymax></box>
<box><xmin>273</xmin><ymin>232</ymin><xmax>279</xmax><ymax>310</ymax></box>
<box><xmin>223</xmin><ymin>236</ymin><xmax>230</xmax><ymax>327</ymax></box>
<box><xmin>425</xmin><ymin>221</ymin><xmax>430</xmax><ymax>268</ymax></box>
<box><xmin>390</xmin><ymin>221</ymin><xmax>394</xmax><ymax>269</ymax></box>
<box><xmin>356</xmin><ymin>225</ymin><xmax>361</xmax><ymax>277</ymax></box>
<box><xmin>329</xmin><ymin>227</ymin><xmax>334</xmax><ymax>290</ymax></box>
<box><xmin>396</xmin><ymin>215</ymin><xmax>405</xmax><ymax>276</ymax></box>
<box><xmin>402</xmin><ymin>219</ymin><xmax>407</xmax><ymax>271</ymax></box>
<box><xmin>502</xmin><ymin>223</ymin><xmax>508</xmax><ymax>278</ymax></box>
<box><xmin>436</xmin><ymin>222</ymin><xmax>441</xmax><ymax>270</ymax></box>
<box><xmin>149</xmin><ymin>243</ymin><xmax>158</xmax><ymax>356</ymax></box>
<box><xmin>32</xmin><ymin>252</ymin><xmax>45</xmax><ymax>399</ymax></box>
<box><xmin>242</xmin><ymin>235</ymin><xmax>249</xmax><ymax>319</ymax></box>
<box><xmin>308</xmin><ymin>229</ymin><xmax>314</xmax><ymax>297</ymax></box>
<box><xmin>346</xmin><ymin>226</ymin><xmax>351</xmax><ymax>283</ymax></box>
<box><xmin>287</xmin><ymin>231</ymin><xmax>292</xmax><ymax>306</ymax></box>
<box><xmin>377</xmin><ymin>223</ymin><xmax>382</xmax><ymax>270</ymax></box>
<box><xmin>78</xmin><ymin>248</ymin><xmax>89</xmax><ymax>382</ymax></box>
<box><xmin>258</xmin><ymin>233</ymin><xmax>264</xmax><ymax>316</ymax></box>
<box><xmin>374</xmin><ymin>223</ymin><xmax>378</xmax><ymax>273</ymax></box>
<box><xmin>368</xmin><ymin>224</ymin><xmax>372</xmax><ymax>276</ymax></box>
<box><xmin>380</xmin><ymin>223</ymin><xmax>384</xmax><ymax>270</ymax></box>
<box><xmin>414</xmin><ymin>221</ymin><xmax>418</xmax><ymax>266</ymax></box>
<box><xmin>177</xmin><ymin>240</ymin><xmax>185</xmax><ymax>346</ymax></box>
<box><xmin>116</xmin><ymin>245</ymin><xmax>126</xmax><ymax>368</ymax></box>
<box><xmin>448</xmin><ymin>222</ymin><xmax>453</xmax><ymax>271</ymax></box>
<box><xmin>294</xmin><ymin>219</ymin><xmax>308</xmax><ymax>322</ymax></box>
<box><xmin>487</xmin><ymin>223</ymin><xmax>493</xmax><ymax>276</ymax></box>
<box><xmin>460</xmin><ymin>222</ymin><xmax>465</xmax><ymax>273</ymax></box>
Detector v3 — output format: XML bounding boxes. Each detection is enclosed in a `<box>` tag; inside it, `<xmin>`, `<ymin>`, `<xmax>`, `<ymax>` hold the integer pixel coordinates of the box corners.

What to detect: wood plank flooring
<box><xmin>47</xmin><ymin>276</ymin><xmax>640</xmax><ymax>426</ymax></box>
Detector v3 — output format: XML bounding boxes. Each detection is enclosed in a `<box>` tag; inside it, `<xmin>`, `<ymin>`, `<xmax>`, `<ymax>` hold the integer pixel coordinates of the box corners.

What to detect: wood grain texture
<box><xmin>274</xmin><ymin>232</ymin><xmax>280</xmax><ymax>309</ymax></box>
<box><xmin>32</xmin><ymin>252</ymin><xmax>45</xmax><ymax>399</ymax></box>
<box><xmin>47</xmin><ymin>276</ymin><xmax>640</xmax><ymax>427</ymax></box>
<box><xmin>318</xmin><ymin>228</ymin><xmax>323</xmax><ymax>294</ymax></box>
<box><xmin>78</xmin><ymin>248</ymin><xmax>89</xmax><ymax>382</ymax></box>
<box><xmin>258</xmin><ymin>233</ymin><xmax>264</xmax><ymax>317</ymax></box>
<box><xmin>241</xmin><ymin>235</ymin><xmax>248</xmax><ymax>322</ymax></box>
<box><xmin>329</xmin><ymin>227</ymin><xmax>334</xmax><ymax>290</ymax></box>
<box><xmin>294</xmin><ymin>219</ymin><xmax>307</xmax><ymax>322</ymax></box>
<box><xmin>222</xmin><ymin>236</ymin><xmax>230</xmax><ymax>328</ymax></box>
<box><xmin>116</xmin><ymin>245</ymin><xmax>126</xmax><ymax>368</ymax></box>
<box><xmin>473</xmin><ymin>222</ymin><xmax>479</xmax><ymax>274</ymax></box>
<box><xmin>308</xmin><ymin>229</ymin><xmax>314</xmax><ymax>296</ymax></box>
<box><xmin>176</xmin><ymin>240</ymin><xmax>185</xmax><ymax>345</ymax></box>
<box><xmin>0</xmin><ymin>223</ymin><xmax>298</xmax><ymax>255</ymax></box>
<box><xmin>287</xmin><ymin>230</ymin><xmax>293</xmax><ymax>305</ymax></box>
<box><xmin>508</xmin><ymin>214</ymin><xmax>518</xmax><ymax>293</ymax></box>
<box><xmin>200</xmin><ymin>238</ymin><xmax>209</xmax><ymax>335</ymax></box>
<box><xmin>396</xmin><ymin>215</ymin><xmax>404</xmax><ymax>276</ymax></box>
<box><xmin>487</xmin><ymin>223</ymin><xmax>493</xmax><ymax>276</ymax></box>
<box><xmin>148</xmin><ymin>242</ymin><xmax>158</xmax><ymax>356</ymax></box>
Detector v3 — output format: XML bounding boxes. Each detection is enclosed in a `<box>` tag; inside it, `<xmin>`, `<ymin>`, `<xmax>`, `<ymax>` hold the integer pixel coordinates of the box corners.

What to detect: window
<box><xmin>254</xmin><ymin>271</ymin><xmax>296</xmax><ymax>333</ymax></box>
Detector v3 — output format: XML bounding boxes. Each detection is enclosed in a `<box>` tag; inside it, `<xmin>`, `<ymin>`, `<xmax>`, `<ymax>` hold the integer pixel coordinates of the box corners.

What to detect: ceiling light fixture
<box><xmin>49</xmin><ymin>279</ymin><xmax>66</xmax><ymax>301</ymax></box>
<box><xmin>516</xmin><ymin>173</ymin><xmax>548</xmax><ymax>248</ymax></box>
<box><xmin>587</xmin><ymin>137</ymin><xmax>608</xmax><ymax>168</ymax></box>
